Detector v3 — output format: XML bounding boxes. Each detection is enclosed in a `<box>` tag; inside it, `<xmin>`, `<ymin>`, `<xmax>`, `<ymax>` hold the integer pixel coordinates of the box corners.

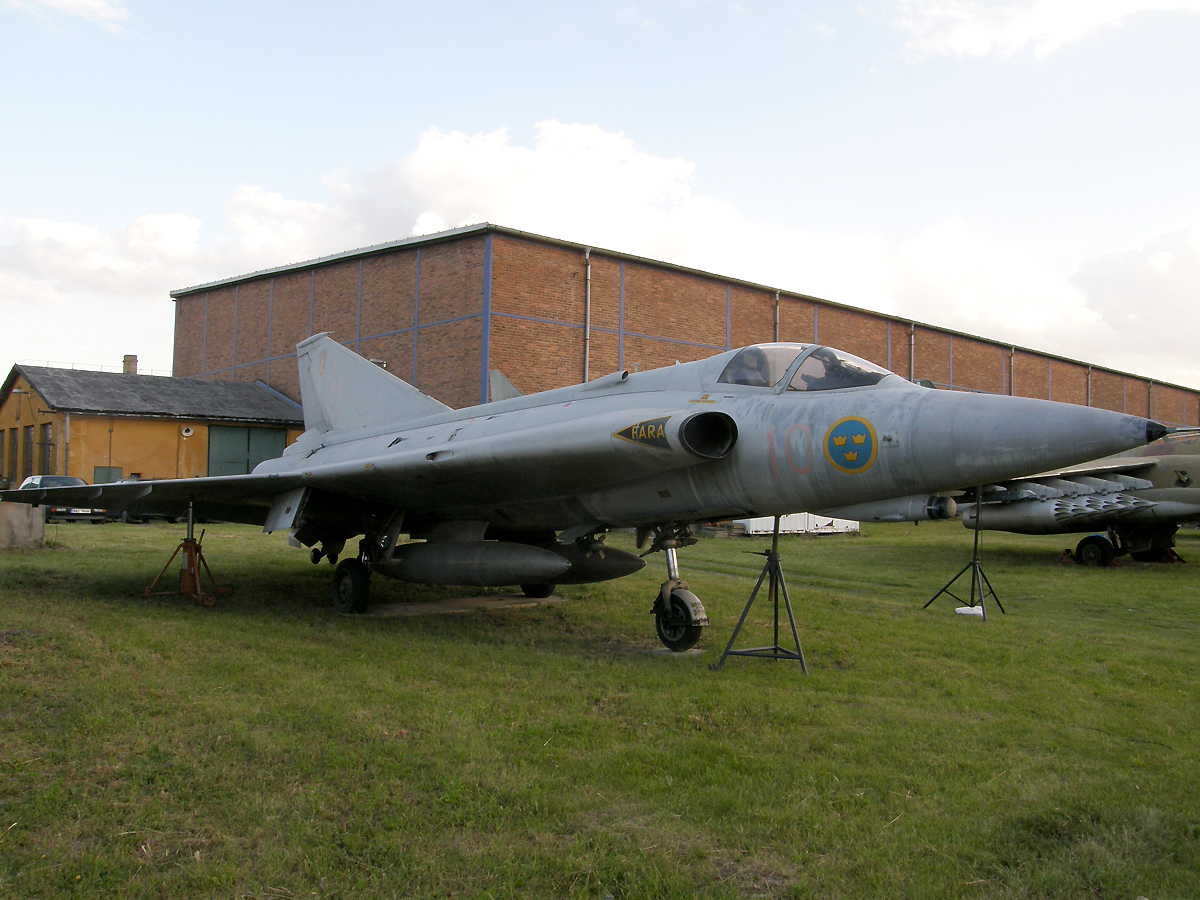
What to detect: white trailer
<box><xmin>733</xmin><ymin>513</ymin><xmax>859</xmax><ymax>536</ymax></box>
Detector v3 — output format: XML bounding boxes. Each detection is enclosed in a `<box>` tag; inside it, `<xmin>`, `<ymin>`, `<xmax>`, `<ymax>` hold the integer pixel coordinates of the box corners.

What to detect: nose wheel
<box><xmin>643</xmin><ymin>523</ymin><xmax>709</xmax><ymax>651</ymax></box>
<box><xmin>655</xmin><ymin>587</ymin><xmax>705</xmax><ymax>651</ymax></box>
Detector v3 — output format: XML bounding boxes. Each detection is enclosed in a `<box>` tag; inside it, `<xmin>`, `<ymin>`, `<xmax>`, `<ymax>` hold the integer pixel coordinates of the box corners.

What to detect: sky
<box><xmin>2</xmin><ymin>0</ymin><xmax>1199</xmax><ymax>388</ymax></box>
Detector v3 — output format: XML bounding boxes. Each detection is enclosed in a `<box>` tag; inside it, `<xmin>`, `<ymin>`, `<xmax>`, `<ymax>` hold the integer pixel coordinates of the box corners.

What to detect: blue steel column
<box><xmin>481</xmin><ymin>234</ymin><xmax>493</xmax><ymax>405</ymax></box>
<box><xmin>232</xmin><ymin>285</ymin><xmax>239</xmax><ymax>374</ymax></box>
<box><xmin>619</xmin><ymin>263</ymin><xmax>626</xmax><ymax>371</ymax></box>
<box><xmin>725</xmin><ymin>286</ymin><xmax>731</xmax><ymax>349</ymax></box>
<box><xmin>356</xmin><ymin>261</ymin><xmax>363</xmax><ymax>352</ymax></box>
<box><xmin>267</xmin><ymin>278</ymin><xmax>273</xmax><ymax>383</ymax></box>
<box><xmin>202</xmin><ymin>292</ymin><xmax>208</xmax><ymax>377</ymax></box>
<box><xmin>413</xmin><ymin>249</ymin><xmax>421</xmax><ymax>387</ymax></box>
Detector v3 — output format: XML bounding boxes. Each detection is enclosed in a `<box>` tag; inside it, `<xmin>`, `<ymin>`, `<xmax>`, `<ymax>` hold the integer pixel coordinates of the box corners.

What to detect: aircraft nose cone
<box><xmin>910</xmin><ymin>392</ymin><xmax>1162</xmax><ymax>489</ymax></box>
<box><xmin>1147</xmin><ymin>421</ymin><xmax>1168</xmax><ymax>444</ymax></box>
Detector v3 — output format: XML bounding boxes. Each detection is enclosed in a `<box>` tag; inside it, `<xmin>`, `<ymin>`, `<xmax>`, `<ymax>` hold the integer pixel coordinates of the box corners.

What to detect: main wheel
<box><xmin>655</xmin><ymin>589</ymin><xmax>702</xmax><ymax>652</ymax></box>
<box><xmin>1075</xmin><ymin>535</ymin><xmax>1114</xmax><ymax>567</ymax></box>
<box><xmin>520</xmin><ymin>583</ymin><xmax>554</xmax><ymax>599</ymax></box>
<box><xmin>332</xmin><ymin>558</ymin><xmax>370</xmax><ymax>614</ymax></box>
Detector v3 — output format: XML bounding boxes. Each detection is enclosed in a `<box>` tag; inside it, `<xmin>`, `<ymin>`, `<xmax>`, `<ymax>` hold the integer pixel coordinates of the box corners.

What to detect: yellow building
<box><xmin>0</xmin><ymin>364</ymin><xmax>304</xmax><ymax>489</ymax></box>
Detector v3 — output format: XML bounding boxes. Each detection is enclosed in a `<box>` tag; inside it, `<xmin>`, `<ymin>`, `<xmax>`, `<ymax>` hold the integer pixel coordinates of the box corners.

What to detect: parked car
<box><xmin>17</xmin><ymin>475</ymin><xmax>107</xmax><ymax>523</ymax></box>
<box><xmin>108</xmin><ymin>475</ymin><xmax>177</xmax><ymax>523</ymax></box>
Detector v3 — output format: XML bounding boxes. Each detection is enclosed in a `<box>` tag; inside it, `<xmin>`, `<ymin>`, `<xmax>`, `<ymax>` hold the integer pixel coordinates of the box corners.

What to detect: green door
<box><xmin>207</xmin><ymin>426</ymin><xmax>287</xmax><ymax>476</ymax></box>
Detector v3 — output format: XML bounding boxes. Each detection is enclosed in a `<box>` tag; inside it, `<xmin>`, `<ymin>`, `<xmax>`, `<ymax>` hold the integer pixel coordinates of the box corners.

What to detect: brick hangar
<box><xmin>170</xmin><ymin>223</ymin><xmax>1199</xmax><ymax>426</ymax></box>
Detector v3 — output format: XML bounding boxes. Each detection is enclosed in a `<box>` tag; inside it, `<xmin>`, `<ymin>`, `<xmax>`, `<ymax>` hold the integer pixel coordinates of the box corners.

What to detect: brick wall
<box><xmin>171</xmin><ymin>226</ymin><xmax>1200</xmax><ymax>426</ymax></box>
<box><xmin>913</xmin><ymin>328</ymin><xmax>951</xmax><ymax>387</ymax></box>
<box><xmin>1090</xmin><ymin>368</ymin><xmax>1124</xmax><ymax>412</ymax></box>
<box><xmin>1013</xmin><ymin>350</ymin><xmax>1049</xmax><ymax>400</ymax></box>
<box><xmin>951</xmin><ymin>337</ymin><xmax>1005</xmax><ymax>394</ymax></box>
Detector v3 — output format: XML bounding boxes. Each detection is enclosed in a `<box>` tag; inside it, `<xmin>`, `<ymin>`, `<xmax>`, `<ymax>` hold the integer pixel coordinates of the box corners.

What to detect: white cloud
<box><xmin>325</xmin><ymin>122</ymin><xmax>697</xmax><ymax>252</ymax></box>
<box><xmin>0</xmin><ymin>213</ymin><xmax>199</xmax><ymax>370</ymax></box>
<box><xmin>8</xmin><ymin>0</ymin><xmax>128</xmax><ymax>27</ymax></box>
<box><xmin>2</xmin><ymin>120</ymin><xmax>1196</xmax><ymax>386</ymax></box>
<box><xmin>1</xmin><ymin>213</ymin><xmax>201</xmax><ymax>296</ymax></box>
<box><xmin>893</xmin><ymin>0</ymin><xmax>1200</xmax><ymax>59</ymax></box>
<box><xmin>1070</xmin><ymin>224</ymin><xmax>1200</xmax><ymax>385</ymax></box>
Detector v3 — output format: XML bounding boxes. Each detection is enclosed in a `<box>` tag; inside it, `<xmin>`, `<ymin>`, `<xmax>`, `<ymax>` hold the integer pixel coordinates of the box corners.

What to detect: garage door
<box><xmin>208</xmin><ymin>426</ymin><xmax>287</xmax><ymax>476</ymax></box>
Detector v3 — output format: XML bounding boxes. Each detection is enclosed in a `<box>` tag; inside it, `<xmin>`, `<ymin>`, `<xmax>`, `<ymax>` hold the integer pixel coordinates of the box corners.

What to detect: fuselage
<box><xmin>258</xmin><ymin>343</ymin><xmax>1158</xmax><ymax>535</ymax></box>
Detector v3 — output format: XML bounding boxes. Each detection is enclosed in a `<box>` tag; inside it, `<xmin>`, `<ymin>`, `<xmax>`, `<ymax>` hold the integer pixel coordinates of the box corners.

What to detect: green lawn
<box><xmin>2</xmin><ymin>520</ymin><xmax>1198</xmax><ymax>899</ymax></box>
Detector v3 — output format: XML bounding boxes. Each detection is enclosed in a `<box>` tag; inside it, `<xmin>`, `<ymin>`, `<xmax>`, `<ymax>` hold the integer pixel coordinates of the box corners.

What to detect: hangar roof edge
<box><xmin>169</xmin><ymin>223</ymin><xmax>829</xmax><ymax>304</ymax></box>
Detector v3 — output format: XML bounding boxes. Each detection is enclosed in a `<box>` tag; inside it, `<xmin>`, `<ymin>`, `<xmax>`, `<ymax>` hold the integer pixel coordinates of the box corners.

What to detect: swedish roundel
<box><xmin>823</xmin><ymin>416</ymin><xmax>878</xmax><ymax>474</ymax></box>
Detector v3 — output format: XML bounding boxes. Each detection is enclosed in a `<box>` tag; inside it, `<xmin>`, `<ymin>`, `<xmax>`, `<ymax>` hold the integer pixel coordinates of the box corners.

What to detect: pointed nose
<box><xmin>1146</xmin><ymin>421</ymin><xmax>1169</xmax><ymax>443</ymax></box>
<box><xmin>910</xmin><ymin>392</ymin><xmax>1163</xmax><ymax>489</ymax></box>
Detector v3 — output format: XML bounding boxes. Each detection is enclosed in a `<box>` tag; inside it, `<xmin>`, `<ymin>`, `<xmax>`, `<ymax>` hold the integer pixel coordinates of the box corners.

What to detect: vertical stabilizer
<box><xmin>296</xmin><ymin>334</ymin><xmax>450</xmax><ymax>434</ymax></box>
<box><xmin>489</xmin><ymin>369</ymin><xmax>524</xmax><ymax>402</ymax></box>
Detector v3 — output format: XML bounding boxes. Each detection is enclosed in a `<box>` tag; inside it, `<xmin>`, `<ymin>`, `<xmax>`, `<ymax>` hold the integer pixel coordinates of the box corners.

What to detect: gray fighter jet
<box><xmin>0</xmin><ymin>336</ymin><xmax>1168</xmax><ymax>650</ymax></box>
<box><xmin>954</xmin><ymin>433</ymin><xmax>1200</xmax><ymax>566</ymax></box>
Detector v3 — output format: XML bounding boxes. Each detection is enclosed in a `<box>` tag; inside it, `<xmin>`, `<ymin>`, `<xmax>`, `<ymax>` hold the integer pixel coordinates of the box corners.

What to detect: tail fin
<box><xmin>489</xmin><ymin>369</ymin><xmax>524</xmax><ymax>401</ymax></box>
<box><xmin>296</xmin><ymin>334</ymin><xmax>449</xmax><ymax>434</ymax></box>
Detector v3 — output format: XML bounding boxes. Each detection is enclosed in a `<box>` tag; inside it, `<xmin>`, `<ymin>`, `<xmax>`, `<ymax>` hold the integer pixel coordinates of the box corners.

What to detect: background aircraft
<box><xmin>1</xmin><ymin>336</ymin><xmax>1167</xmax><ymax>649</ymax></box>
<box><xmin>956</xmin><ymin>433</ymin><xmax>1200</xmax><ymax>566</ymax></box>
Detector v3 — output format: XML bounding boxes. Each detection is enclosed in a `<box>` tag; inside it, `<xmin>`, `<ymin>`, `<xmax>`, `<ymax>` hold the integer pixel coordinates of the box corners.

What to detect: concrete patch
<box><xmin>647</xmin><ymin>647</ymin><xmax>705</xmax><ymax>658</ymax></box>
<box><xmin>365</xmin><ymin>594</ymin><xmax>563</xmax><ymax>618</ymax></box>
<box><xmin>0</xmin><ymin>503</ymin><xmax>44</xmax><ymax>549</ymax></box>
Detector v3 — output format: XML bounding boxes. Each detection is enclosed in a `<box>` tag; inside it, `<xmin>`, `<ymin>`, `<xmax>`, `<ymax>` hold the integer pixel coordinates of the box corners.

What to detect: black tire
<box><xmin>1075</xmin><ymin>535</ymin><xmax>1114</xmax><ymax>567</ymax></box>
<box><xmin>520</xmin><ymin>583</ymin><xmax>554</xmax><ymax>599</ymax></box>
<box><xmin>332</xmin><ymin>559</ymin><xmax>370</xmax><ymax>614</ymax></box>
<box><xmin>655</xmin><ymin>589</ymin><xmax>703</xmax><ymax>652</ymax></box>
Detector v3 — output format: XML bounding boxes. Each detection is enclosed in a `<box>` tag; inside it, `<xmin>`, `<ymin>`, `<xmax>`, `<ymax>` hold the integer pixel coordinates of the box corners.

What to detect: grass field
<box><xmin>2</xmin><ymin>519</ymin><xmax>1198</xmax><ymax>899</ymax></box>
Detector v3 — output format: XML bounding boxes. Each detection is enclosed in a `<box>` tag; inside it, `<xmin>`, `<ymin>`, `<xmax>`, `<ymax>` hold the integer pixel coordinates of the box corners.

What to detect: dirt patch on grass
<box><xmin>364</xmin><ymin>594</ymin><xmax>564</xmax><ymax>617</ymax></box>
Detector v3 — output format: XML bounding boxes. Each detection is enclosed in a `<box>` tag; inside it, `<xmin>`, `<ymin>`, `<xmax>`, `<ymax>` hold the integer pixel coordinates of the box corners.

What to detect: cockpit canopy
<box><xmin>716</xmin><ymin>344</ymin><xmax>892</xmax><ymax>391</ymax></box>
<box><xmin>716</xmin><ymin>345</ymin><xmax>806</xmax><ymax>387</ymax></box>
<box><xmin>786</xmin><ymin>346</ymin><xmax>889</xmax><ymax>391</ymax></box>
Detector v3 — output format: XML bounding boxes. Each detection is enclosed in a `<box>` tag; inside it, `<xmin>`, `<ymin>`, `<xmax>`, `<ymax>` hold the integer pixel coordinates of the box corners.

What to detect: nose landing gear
<box><xmin>642</xmin><ymin>523</ymin><xmax>709</xmax><ymax>652</ymax></box>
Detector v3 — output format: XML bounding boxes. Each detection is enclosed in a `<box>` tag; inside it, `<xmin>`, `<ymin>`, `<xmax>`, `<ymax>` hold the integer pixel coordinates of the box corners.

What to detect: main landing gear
<box><xmin>1073</xmin><ymin>525</ymin><xmax>1182</xmax><ymax>567</ymax></box>
<box><xmin>640</xmin><ymin>523</ymin><xmax>710</xmax><ymax>652</ymax></box>
<box><xmin>323</xmin><ymin>535</ymin><xmax>378</xmax><ymax>614</ymax></box>
<box><xmin>333</xmin><ymin>557</ymin><xmax>371</xmax><ymax>613</ymax></box>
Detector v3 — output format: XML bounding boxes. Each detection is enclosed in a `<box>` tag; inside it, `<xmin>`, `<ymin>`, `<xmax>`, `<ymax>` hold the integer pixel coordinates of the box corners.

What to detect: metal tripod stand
<box><xmin>923</xmin><ymin>487</ymin><xmax>1003</xmax><ymax>619</ymax></box>
<box><xmin>715</xmin><ymin>516</ymin><xmax>807</xmax><ymax>672</ymax></box>
<box><xmin>144</xmin><ymin>501</ymin><xmax>229</xmax><ymax>606</ymax></box>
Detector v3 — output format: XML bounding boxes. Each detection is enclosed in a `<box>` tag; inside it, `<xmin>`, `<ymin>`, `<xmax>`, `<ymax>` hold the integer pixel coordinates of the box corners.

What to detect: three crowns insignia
<box><xmin>827</xmin><ymin>423</ymin><xmax>873</xmax><ymax>470</ymax></box>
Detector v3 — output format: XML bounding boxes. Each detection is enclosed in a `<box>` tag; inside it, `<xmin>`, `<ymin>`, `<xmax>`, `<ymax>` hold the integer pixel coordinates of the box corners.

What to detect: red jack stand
<box><xmin>144</xmin><ymin>502</ymin><xmax>230</xmax><ymax>606</ymax></box>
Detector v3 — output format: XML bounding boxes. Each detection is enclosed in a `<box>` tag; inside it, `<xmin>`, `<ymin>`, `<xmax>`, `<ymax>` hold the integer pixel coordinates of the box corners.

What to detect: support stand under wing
<box><xmin>924</xmin><ymin>487</ymin><xmax>1003</xmax><ymax>619</ymax></box>
<box><xmin>714</xmin><ymin>516</ymin><xmax>807</xmax><ymax>672</ymax></box>
<box><xmin>144</xmin><ymin>501</ymin><xmax>230</xmax><ymax>606</ymax></box>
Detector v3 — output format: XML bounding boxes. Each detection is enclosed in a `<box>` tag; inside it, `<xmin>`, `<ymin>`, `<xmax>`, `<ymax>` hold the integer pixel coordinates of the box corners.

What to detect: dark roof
<box><xmin>4</xmin><ymin>365</ymin><xmax>303</xmax><ymax>425</ymax></box>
